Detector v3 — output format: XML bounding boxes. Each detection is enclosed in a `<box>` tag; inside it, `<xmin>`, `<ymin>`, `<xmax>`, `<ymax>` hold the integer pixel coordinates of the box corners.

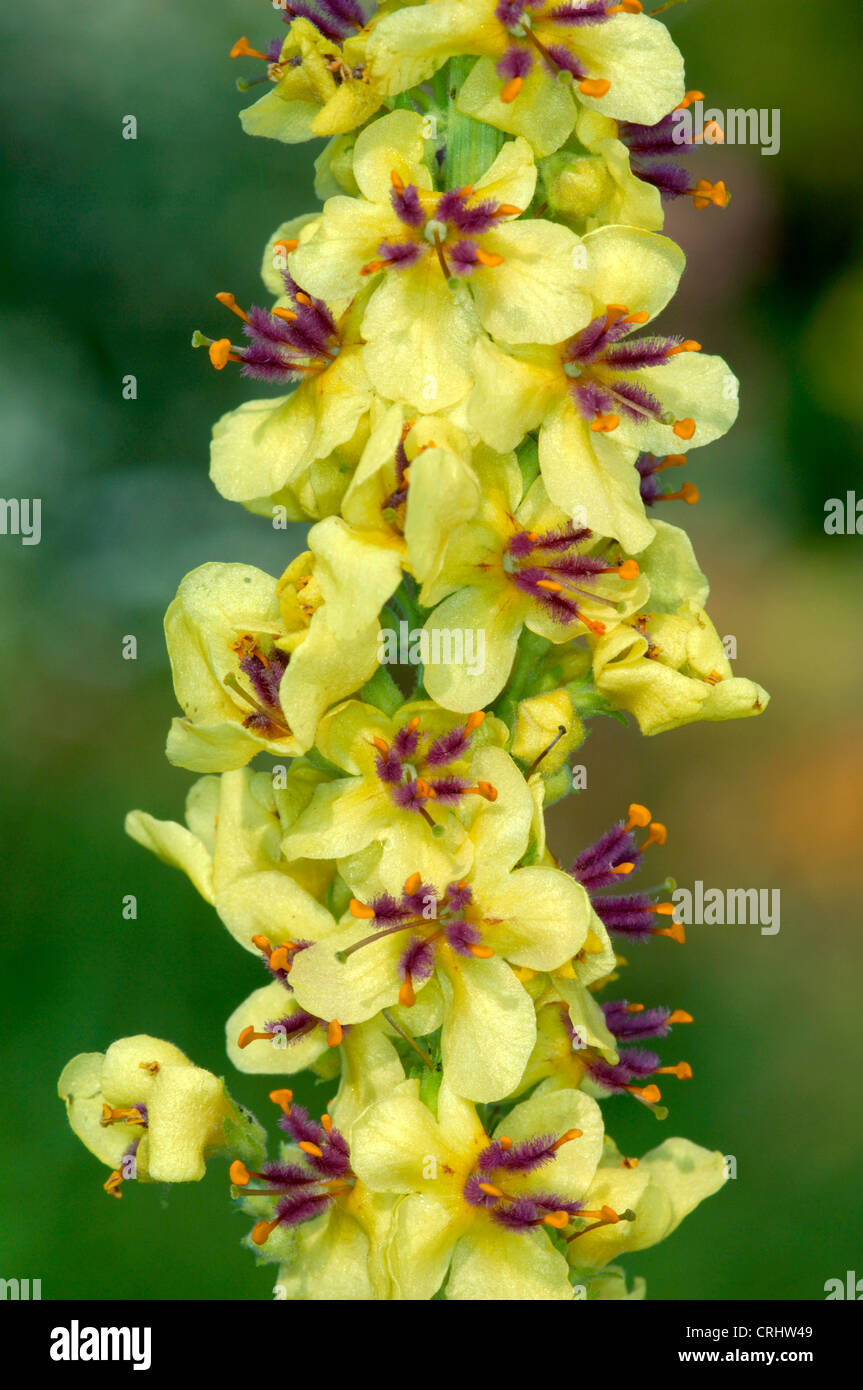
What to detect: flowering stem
<box><xmin>381</xmin><ymin>1008</ymin><xmax>435</xmax><ymax>1069</ymax></box>
<box><xmin>494</xmin><ymin>629</ymin><xmax>552</xmax><ymax>733</ymax></box>
<box><xmin>445</xmin><ymin>57</ymin><xmax>503</xmax><ymax>188</ymax></box>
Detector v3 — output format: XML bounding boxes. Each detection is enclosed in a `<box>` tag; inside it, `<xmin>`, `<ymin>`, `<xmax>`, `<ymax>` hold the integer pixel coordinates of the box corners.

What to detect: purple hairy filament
<box><xmin>360</xmin><ymin>172</ymin><xmax>523</xmax><ymax>282</ymax></box>
<box><xmin>463</xmin><ymin>1126</ymin><xmax>587</xmax><ymax>1231</ymax></box>
<box><xmin>275</xmin><ymin>0</ymin><xmax>368</xmax><ymax>45</ymax></box>
<box><xmin>492</xmin><ymin>1</ymin><xmax>626</xmax><ymax>106</ymax></box>
<box><xmin>503</xmin><ymin>523</ymin><xmax>639</xmax><ymax>633</ymax></box>
<box><xmin>197</xmin><ymin>275</ymin><xmax>340</xmax><ymax>384</ymax></box>
<box><xmin>344</xmin><ymin>876</ymin><xmax>498</xmax><ymax>1006</ymax></box>
<box><xmin>619</xmin><ymin>90</ymin><xmax>730</xmax><ymax>209</ymax></box>
<box><xmin>369</xmin><ymin>711</ymin><xmax>497</xmax><ymax>827</ymax></box>
<box><xmin>561</xmin><ymin>304</ymin><xmax>700</xmax><ymax>441</ymax></box>
<box><xmin>570</xmin><ymin>802</ymin><xmax>685</xmax><ymax>944</ymax></box>
<box><xmin>224</xmin><ymin>632</ymin><xmax>292</xmax><ymax>739</ymax></box>
<box><xmin>230</xmin><ymin>1104</ymin><xmax>354</xmax><ymax>1244</ymax></box>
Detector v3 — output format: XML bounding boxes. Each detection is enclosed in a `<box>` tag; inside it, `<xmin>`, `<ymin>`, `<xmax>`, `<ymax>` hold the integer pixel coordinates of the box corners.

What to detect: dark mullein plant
<box><xmin>60</xmin><ymin>0</ymin><xmax>768</xmax><ymax>1300</ymax></box>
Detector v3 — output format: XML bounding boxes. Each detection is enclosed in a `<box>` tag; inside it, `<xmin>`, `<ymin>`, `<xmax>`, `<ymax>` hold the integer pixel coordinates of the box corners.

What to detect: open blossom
<box><xmin>288</xmin><ymin>110</ymin><xmax>592</xmax><ymax>410</ymax></box>
<box><xmin>418</xmin><ymin>462</ymin><xmax>647</xmax><ymax>711</ymax></box>
<box><xmin>468</xmin><ymin>223</ymin><xmax>738</xmax><ymax>552</ymax></box>
<box><xmin>280</xmin><ymin>698</ymin><xmax>510</xmax><ymax>878</ymax></box>
<box><xmin>369</xmin><ymin>1</ymin><xmax>685</xmax><ymax>156</ymax></box>
<box><xmin>289</xmin><ymin>746</ymin><xmax>591</xmax><ymax>1099</ymax></box>
<box><xmin>350</xmin><ymin>1079</ymin><xmax>607</xmax><ymax>1299</ymax></box>
<box><xmin>202</xmin><ymin>219</ymin><xmax>375</xmax><ymax>515</ymax></box>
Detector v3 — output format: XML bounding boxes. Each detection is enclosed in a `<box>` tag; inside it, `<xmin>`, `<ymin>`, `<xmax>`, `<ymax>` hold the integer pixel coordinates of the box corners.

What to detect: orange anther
<box><xmin>372</xmin><ymin>734</ymin><xmax>390</xmax><ymax>755</ymax></box>
<box><xmin>590</xmin><ymin>413</ymin><xmax>619</xmax><ymax>433</ymax></box>
<box><xmin>326</xmin><ymin>1019</ymin><xmax>343</xmax><ymax>1047</ymax></box>
<box><xmin>230</xmin><ymin>1160</ymin><xmax>251</xmax><ymax>1187</ymax></box>
<box><xmin>624</xmin><ymin>803</ymin><xmax>651</xmax><ymax>831</ymax></box>
<box><xmin>273</xmin><ymin>238</ymin><xmax>299</xmax><ymax>254</ymax></box>
<box><xmin>215</xmin><ymin>291</ymin><xmax>250</xmax><ymax>322</ymax></box>
<box><xmin>208</xmin><ymin>338</ymin><xmax>233</xmax><ymax>370</ymax></box>
<box><xmin>672</xmin><ymin>418</ymin><xmax>696</xmax><ymax>440</ymax></box>
<box><xmin>399</xmin><ymin>975</ymin><xmax>416</xmax><ymax>1008</ymax></box>
<box><xmin>269</xmin><ymin>1089</ymin><xmax>293</xmax><ymax>1113</ymax></box>
<box><xmin>251</xmin><ymin>934</ymin><xmax>271</xmax><ymax>953</ymax></box>
<box><xmin>616</xmin><ymin>559</ymin><xmax>639</xmax><ymax>581</ymax></box>
<box><xmin>251</xmin><ymin>1219</ymin><xmax>278</xmax><ymax>1246</ymax></box>
<box><xmin>579</xmin><ymin>78</ymin><xmax>611</xmax><ymax>98</ymax></box>
<box><xmin>349</xmin><ymin>898</ymin><xmax>376</xmax><ymax>919</ymax></box>
<box><xmin>479</xmin><ymin>1182</ymin><xmax>505</xmax><ymax>1198</ymax></box>
<box><xmin>467</xmin><ymin>943</ymin><xmax>494</xmax><ymax>959</ymax></box>
<box><xmin>476</xmin><ymin>781</ymin><xmax>497</xmax><ymax>802</ymax></box>
<box><xmin>654</xmin><ymin>919</ymin><xmax>686</xmax><ymax>944</ymax></box>
<box><xmin>543</xmin><ymin>1210</ymin><xmax>572</xmax><ymax>1229</ymax></box>
<box><xmin>474</xmin><ymin>247</ymin><xmax>504</xmax><ymax>268</ymax></box>
<box><xmin>321</xmin><ymin>1113</ymin><xmax>333</xmax><ymax>1132</ymax></box>
<box><xmin>628</xmin><ymin>1083</ymin><xmax>662</xmax><ymax>1104</ymax></box>
<box><xmin>499</xmin><ymin>75</ymin><xmax>523</xmax><ymax>103</ymax></box>
<box><xmin>230</xmin><ymin>37</ymin><xmax>269</xmax><ymax>60</ymax></box>
<box><xmin>466</xmin><ymin>710</ymin><xmax>485</xmax><ymax>730</ymax></box>
<box><xmin>404</xmin><ymin>872</ymin><xmax>422</xmax><ymax>895</ymax></box>
<box><xmin>269</xmin><ymin>946</ymin><xmax>291</xmax><ymax>973</ymax></box>
<box><xmin>299</xmin><ymin>1141</ymin><xmax>324</xmax><ymax>1159</ymax></box>
<box><xmin>668</xmin><ymin>1009</ymin><xmax>693</xmax><ymax>1025</ymax></box>
<box><xmin>666</xmin><ymin>339</ymin><xmax>701</xmax><ymax>356</ymax></box>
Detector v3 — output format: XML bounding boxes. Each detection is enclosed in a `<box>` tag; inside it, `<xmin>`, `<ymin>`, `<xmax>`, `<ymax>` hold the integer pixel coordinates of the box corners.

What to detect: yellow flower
<box><xmin>351</xmin><ymin>1078</ymin><xmax>605</xmax><ymax>1299</ymax></box>
<box><xmin>368</xmin><ymin>1</ymin><xmax>685</xmax><ymax>155</ymax></box>
<box><xmin>288</xmin><ymin>747</ymin><xmax>592</xmax><ymax>1100</ymax></box>
<box><xmin>204</xmin><ymin>217</ymin><xmax>375</xmax><ymax>518</ymax></box>
<box><xmin>280</xmin><ymin>698</ymin><xmax>509</xmax><ymax>880</ymax></box>
<box><xmin>235</xmin><ymin>1032</ymin><xmax>405</xmax><ymax>1300</ymax></box>
<box><xmin>567</xmin><ymin>1135</ymin><xmax>726</xmax><ymax>1267</ymax></box>
<box><xmin>468</xmin><ymin>224</ymin><xmax>738</xmax><ymax>553</ymax></box>
<box><xmin>163</xmin><ymin>548</ymin><xmax>391</xmax><ymax>771</ymax></box>
<box><xmin>233</xmin><ymin>18</ymin><xmax>383</xmax><ymax>145</ymax></box>
<box><xmin>288</xmin><ymin>110</ymin><xmax>593</xmax><ymax>411</ymax></box>
<box><xmin>58</xmin><ymin>1036</ymin><xmax>264</xmax><ymax>1193</ymax></box>
<box><xmin>418</xmin><ymin>459</ymin><xmax>648</xmax><ymax>711</ymax></box>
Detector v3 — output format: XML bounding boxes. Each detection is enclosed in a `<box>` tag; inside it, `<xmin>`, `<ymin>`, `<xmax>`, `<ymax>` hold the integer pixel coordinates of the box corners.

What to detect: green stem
<box><xmin>493</xmin><ymin>628</ymin><xmax>552</xmax><ymax>735</ymax></box>
<box><xmin>445</xmin><ymin>57</ymin><xmax>504</xmax><ymax>188</ymax></box>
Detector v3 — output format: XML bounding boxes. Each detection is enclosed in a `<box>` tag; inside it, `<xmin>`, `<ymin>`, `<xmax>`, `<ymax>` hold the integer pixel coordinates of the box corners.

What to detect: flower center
<box><xmin>344</xmin><ymin>873</ymin><xmax>498</xmax><ymax>1006</ymax></box>
<box><xmin>503</xmin><ymin>523</ymin><xmax>639</xmax><ymax>633</ymax></box>
<box><xmin>563</xmin><ymin>304</ymin><xmax>700</xmax><ymax>439</ymax></box>
<box><xmin>232</xmin><ymin>1095</ymin><xmax>354</xmax><ymax>1244</ymax></box>
<box><xmin>224</xmin><ymin>633</ymin><xmax>292</xmax><ymax>739</ymax></box>
<box><xmin>463</xmin><ymin>1126</ymin><xmax>588</xmax><ymax>1231</ymax></box>
<box><xmin>360</xmin><ymin>175</ymin><xmax>521</xmax><ymax>281</ymax></box>
<box><xmin>493</xmin><ymin>1</ymin><xmax>627</xmax><ymax>105</ymax></box>
<box><xmin>371</xmin><ymin>711</ymin><xmax>497</xmax><ymax>828</ymax></box>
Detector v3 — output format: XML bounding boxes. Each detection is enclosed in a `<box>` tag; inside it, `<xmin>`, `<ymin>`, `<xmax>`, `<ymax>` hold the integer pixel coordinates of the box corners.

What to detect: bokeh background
<box><xmin>2</xmin><ymin>0</ymin><xmax>861</xmax><ymax>1300</ymax></box>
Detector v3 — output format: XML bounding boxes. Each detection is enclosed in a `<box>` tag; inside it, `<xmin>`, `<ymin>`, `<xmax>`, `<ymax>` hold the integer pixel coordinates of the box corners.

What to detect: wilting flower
<box><xmin>589</xmin><ymin>598</ymin><xmax>770</xmax><ymax>734</ymax></box>
<box><xmin>288</xmin><ymin>110</ymin><xmax>592</xmax><ymax>411</ymax></box>
<box><xmin>232</xmin><ymin>10</ymin><xmax>385</xmax><ymax>146</ymax></box>
<box><xmin>369</xmin><ymin>1</ymin><xmax>685</xmax><ymax>157</ymax></box>
<box><xmin>58</xmin><ymin>1036</ymin><xmax>265</xmax><ymax>1193</ymax></box>
<box><xmin>350</xmin><ymin>1078</ymin><xmax>606</xmax><ymax>1299</ymax></box>
<box><xmin>566</xmin><ymin>1135</ymin><xmax>726</xmax><ymax>1268</ymax></box>
<box><xmin>468</xmin><ymin>224</ymin><xmax>738</xmax><ymax>551</ymax></box>
<box><xmin>289</xmin><ymin>746</ymin><xmax>591</xmax><ymax>1099</ymax></box>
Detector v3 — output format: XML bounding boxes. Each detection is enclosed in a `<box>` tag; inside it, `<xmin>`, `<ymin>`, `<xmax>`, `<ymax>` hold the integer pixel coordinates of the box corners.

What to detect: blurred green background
<box><xmin>2</xmin><ymin>0</ymin><xmax>861</xmax><ymax>1300</ymax></box>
